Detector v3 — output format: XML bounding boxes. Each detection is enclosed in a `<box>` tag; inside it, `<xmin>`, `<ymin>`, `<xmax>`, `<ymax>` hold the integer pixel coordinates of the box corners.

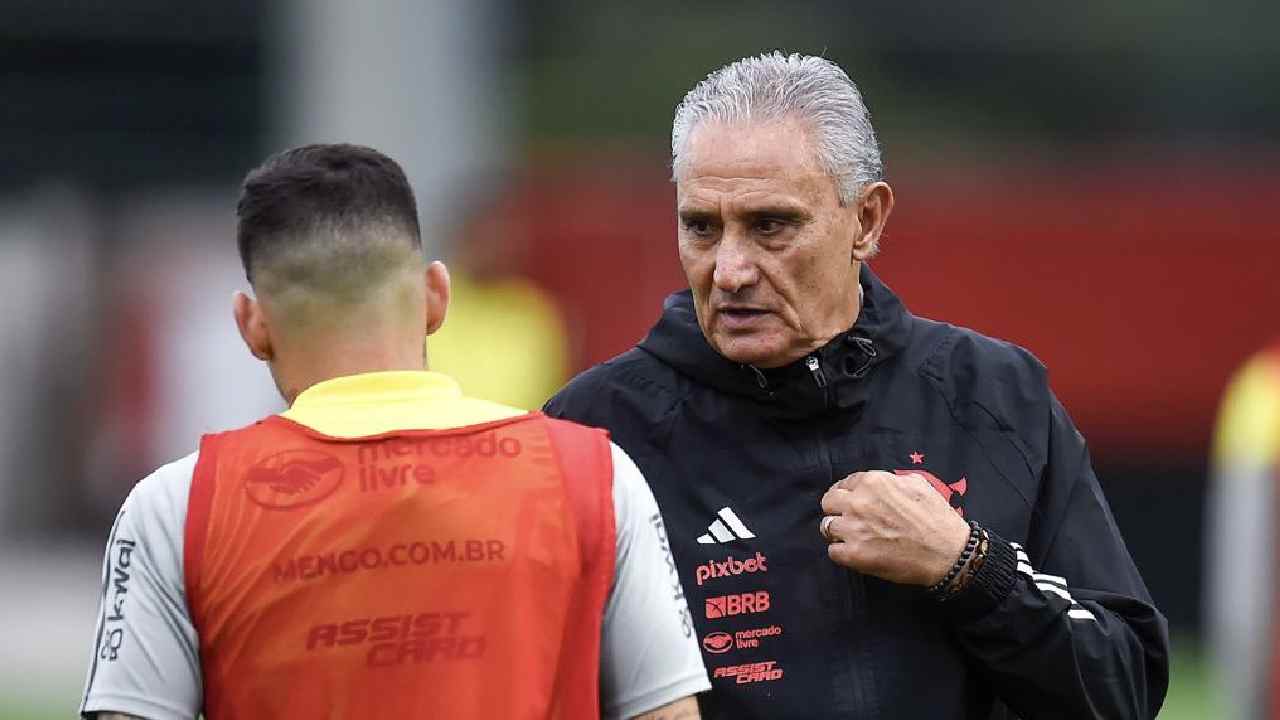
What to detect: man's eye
<box><xmin>684</xmin><ymin>219</ymin><xmax>714</xmax><ymax>236</ymax></box>
<box><xmin>756</xmin><ymin>217</ymin><xmax>797</xmax><ymax>236</ymax></box>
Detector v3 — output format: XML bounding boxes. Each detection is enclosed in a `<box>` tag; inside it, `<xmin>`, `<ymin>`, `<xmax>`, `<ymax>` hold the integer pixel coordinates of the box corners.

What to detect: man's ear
<box><xmin>851</xmin><ymin>181</ymin><xmax>895</xmax><ymax>261</ymax></box>
<box><xmin>424</xmin><ymin>261</ymin><xmax>452</xmax><ymax>336</ymax></box>
<box><xmin>233</xmin><ymin>291</ymin><xmax>274</xmax><ymax>362</ymax></box>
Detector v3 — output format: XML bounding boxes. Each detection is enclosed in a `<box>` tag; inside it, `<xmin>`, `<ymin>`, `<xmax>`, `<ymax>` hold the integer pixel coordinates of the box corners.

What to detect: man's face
<box><xmin>676</xmin><ymin>118</ymin><xmax>867</xmax><ymax>368</ymax></box>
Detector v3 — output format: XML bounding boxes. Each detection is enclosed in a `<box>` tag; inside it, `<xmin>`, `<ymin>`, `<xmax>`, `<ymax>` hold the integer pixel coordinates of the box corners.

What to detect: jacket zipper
<box><xmin>805</xmin><ymin>355</ymin><xmax>831</xmax><ymax>409</ymax></box>
<box><xmin>750</xmin><ymin>365</ymin><xmax>769</xmax><ymax>390</ymax></box>
<box><xmin>805</xmin><ymin>364</ymin><xmax>873</xmax><ymax>717</ymax></box>
<box><xmin>808</xmin><ymin>353</ymin><xmax>877</xmax><ymax>716</ymax></box>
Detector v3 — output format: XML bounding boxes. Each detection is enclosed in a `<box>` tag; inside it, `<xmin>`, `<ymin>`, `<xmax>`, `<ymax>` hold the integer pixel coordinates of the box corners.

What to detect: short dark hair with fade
<box><xmin>236</xmin><ymin>143</ymin><xmax>421</xmax><ymax>285</ymax></box>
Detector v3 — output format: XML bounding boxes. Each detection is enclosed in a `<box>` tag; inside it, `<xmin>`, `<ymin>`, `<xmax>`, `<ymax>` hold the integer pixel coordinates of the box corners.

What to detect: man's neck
<box><xmin>277</xmin><ymin>338</ymin><xmax>426</xmax><ymax>406</ymax></box>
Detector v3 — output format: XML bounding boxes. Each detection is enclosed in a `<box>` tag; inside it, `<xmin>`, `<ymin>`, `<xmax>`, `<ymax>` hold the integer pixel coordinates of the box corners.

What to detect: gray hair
<box><xmin>671</xmin><ymin>52</ymin><xmax>883</xmax><ymax>206</ymax></box>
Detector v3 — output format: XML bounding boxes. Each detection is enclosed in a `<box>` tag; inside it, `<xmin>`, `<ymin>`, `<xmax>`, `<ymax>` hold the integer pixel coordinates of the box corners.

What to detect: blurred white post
<box><xmin>0</xmin><ymin>189</ymin><xmax>95</xmax><ymax>538</ymax></box>
<box><xmin>270</xmin><ymin>0</ymin><xmax>510</xmax><ymax>258</ymax></box>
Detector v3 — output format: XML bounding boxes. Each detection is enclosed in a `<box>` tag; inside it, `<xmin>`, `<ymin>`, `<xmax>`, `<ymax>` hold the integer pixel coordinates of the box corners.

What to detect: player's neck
<box><xmin>276</xmin><ymin>335</ymin><xmax>426</xmax><ymax>406</ymax></box>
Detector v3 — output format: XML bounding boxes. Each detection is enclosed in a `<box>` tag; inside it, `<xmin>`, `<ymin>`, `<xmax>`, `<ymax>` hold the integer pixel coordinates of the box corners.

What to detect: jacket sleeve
<box><xmin>940</xmin><ymin>393</ymin><xmax>1170</xmax><ymax>720</ymax></box>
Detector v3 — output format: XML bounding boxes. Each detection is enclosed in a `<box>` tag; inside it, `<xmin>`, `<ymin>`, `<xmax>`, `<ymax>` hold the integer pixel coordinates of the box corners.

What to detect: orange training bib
<box><xmin>184</xmin><ymin>413</ymin><xmax>614</xmax><ymax>719</ymax></box>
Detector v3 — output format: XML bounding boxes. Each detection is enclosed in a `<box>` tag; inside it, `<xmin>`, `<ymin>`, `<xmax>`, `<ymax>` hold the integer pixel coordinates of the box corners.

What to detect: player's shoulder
<box><xmin>119</xmin><ymin>451</ymin><xmax>199</xmax><ymax>526</ymax></box>
<box><xmin>137</xmin><ymin>451</ymin><xmax>199</xmax><ymax>492</ymax></box>
<box><xmin>604</xmin><ymin>441</ymin><xmax>650</xmax><ymax>510</ymax></box>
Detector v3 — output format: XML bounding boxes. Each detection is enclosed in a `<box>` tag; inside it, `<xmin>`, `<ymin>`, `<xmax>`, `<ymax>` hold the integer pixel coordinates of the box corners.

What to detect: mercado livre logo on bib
<box><xmin>243</xmin><ymin>449</ymin><xmax>344</xmax><ymax>510</ymax></box>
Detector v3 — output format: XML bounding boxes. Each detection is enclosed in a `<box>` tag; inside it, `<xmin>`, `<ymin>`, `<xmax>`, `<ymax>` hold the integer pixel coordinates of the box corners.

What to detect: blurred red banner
<box><xmin>511</xmin><ymin>155</ymin><xmax>1280</xmax><ymax>459</ymax></box>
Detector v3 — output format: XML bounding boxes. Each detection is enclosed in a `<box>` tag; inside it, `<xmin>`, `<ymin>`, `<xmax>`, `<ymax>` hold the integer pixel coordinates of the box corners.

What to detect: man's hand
<box><xmin>819</xmin><ymin>471</ymin><xmax>971</xmax><ymax>586</ymax></box>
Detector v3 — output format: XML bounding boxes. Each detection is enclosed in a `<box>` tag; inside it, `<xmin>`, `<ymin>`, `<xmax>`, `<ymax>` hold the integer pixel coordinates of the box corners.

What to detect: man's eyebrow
<box><xmin>677</xmin><ymin>207</ymin><xmax>718</xmax><ymax>221</ymax></box>
<box><xmin>741</xmin><ymin>205</ymin><xmax>812</xmax><ymax>222</ymax></box>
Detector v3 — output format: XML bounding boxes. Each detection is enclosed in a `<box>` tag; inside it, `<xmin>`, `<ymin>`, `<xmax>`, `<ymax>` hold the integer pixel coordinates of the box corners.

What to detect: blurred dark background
<box><xmin>4</xmin><ymin>1</ymin><xmax>1278</xmax><ymax>716</ymax></box>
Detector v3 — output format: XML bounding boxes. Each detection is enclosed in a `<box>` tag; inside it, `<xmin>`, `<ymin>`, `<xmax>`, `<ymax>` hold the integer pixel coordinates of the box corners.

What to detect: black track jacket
<box><xmin>545</xmin><ymin>266</ymin><xmax>1168</xmax><ymax>719</ymax></box>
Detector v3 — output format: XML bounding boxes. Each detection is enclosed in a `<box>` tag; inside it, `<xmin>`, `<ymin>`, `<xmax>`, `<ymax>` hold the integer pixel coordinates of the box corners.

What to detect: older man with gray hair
<box><xmin>547</xmin><ymin>52</ymin><xmax>1168</xmax><ymax>719</ymax></box>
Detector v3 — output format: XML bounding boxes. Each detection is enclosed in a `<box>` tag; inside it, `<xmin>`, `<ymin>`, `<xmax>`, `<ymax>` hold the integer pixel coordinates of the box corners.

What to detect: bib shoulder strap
<box><xmin>183</xmin><ymin>431</ymin><xmax>223</xmax><ymax>612</ymax></box>
<box><xmin>541</xmin><ymin>417</ymin><xmax>615</xmax><ymax>575</ymax></box>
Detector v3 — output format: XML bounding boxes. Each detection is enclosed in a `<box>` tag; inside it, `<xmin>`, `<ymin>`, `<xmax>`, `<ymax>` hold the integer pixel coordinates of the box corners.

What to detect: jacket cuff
<box><xmin>936</xmin><ymin>529</ymin><xmax>1018</xmax><ymax>622</ymax></box>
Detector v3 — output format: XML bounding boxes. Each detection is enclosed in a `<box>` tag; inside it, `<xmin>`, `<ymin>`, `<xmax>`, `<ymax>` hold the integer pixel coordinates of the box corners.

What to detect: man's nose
<box><xmin>712</xmin><ymin>234</ymin><xmax>760</xmax><ymax>293</ymax></box>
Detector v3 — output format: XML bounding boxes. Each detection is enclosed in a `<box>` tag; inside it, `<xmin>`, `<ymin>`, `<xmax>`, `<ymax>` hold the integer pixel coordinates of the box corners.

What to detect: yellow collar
<box><xmin>282</xmin><ymin>371</ymin><xmax>526</xmax><ymax>438</ymax></box>
<box><xmin>291</xmin><ymin>371</ymin><xmax>462</xmax><ymax>409</ymax></box>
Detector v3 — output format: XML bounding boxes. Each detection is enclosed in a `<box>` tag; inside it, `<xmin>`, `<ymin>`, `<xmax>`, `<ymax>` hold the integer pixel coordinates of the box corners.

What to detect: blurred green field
<box><xmin>1161</xmin><ymin>639</ymin><xmax>1216</xmax><ymax>720</ymax></box>
<box><xmin>3</xmin><ymin>637</ymin><xmax>1217</xmax><ymax>720</ymax></box>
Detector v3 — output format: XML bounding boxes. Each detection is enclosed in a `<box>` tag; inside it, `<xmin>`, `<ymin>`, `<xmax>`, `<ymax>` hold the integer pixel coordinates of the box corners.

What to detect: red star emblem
<box><xmin>909</xmin><ymin>452</ymin><xmax>925</xmax><ymax>465</ymax></box>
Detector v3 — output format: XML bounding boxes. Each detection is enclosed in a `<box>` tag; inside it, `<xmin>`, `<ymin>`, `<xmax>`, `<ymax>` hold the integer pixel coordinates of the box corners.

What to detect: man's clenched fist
<box><xmin>819</xmin><ymin>471</ymin><xmax>971</xmax><ymax>586</ymax></box>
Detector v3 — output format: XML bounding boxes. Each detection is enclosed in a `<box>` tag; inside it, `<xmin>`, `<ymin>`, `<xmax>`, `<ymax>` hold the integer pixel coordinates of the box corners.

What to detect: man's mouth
<box><xmin>717</xmin><ymin>307</ymin><xmax>771</xmax><ymax>328</ymax></box>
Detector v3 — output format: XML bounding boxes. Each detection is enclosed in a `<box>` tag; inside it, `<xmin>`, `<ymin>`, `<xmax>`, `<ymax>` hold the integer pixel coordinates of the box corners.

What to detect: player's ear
<box><xmin>851</xmin><ymin>181</ymin><xmax>894</xmax><ymax>262</ymax></box>
<box><xmin>233</xmin><ymin>291</ymin><xmax>274</xmax><ymax>362</ymax></box>
<box><xmin>424</xmin><ymin>261</ymin><xmax>451</xmax><ymax>336</ymax></box>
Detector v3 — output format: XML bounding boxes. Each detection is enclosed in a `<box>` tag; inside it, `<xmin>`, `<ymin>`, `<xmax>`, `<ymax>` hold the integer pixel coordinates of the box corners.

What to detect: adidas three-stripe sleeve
<box><xmin>937</xmin><ymin>394</ymin><xmax>1169</xmax><ymax>720</ymax></box>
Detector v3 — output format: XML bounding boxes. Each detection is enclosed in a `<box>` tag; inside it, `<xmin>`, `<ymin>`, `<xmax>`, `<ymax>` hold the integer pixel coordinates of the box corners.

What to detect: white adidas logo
<box><xmin>697</xmin><ymin>507</ymin><xmax>756</xmax><ymax>544</ymax></box>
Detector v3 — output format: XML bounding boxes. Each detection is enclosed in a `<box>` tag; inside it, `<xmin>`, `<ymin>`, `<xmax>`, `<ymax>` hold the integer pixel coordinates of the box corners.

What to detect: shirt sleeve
<box><xmin>941</xmin><ymin>394</ymin><xmax>1170</xmax><ymax>719</ymax></box>
<box><xmin>80</xmin><ymin>453</ymin><xmax>202</xmax><ymax>720</ymax></box>
<box><xmin>599</xmin><ymin>443</ymin><xmax>710</xmax><ymax>719</ymax></box>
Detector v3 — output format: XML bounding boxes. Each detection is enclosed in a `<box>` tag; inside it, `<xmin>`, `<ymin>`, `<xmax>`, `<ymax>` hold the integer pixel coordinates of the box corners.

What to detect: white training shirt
<box><xmin>80</xmin><ymin>443</ymin><xmax>709</xmax><ymax>719</ymax></box>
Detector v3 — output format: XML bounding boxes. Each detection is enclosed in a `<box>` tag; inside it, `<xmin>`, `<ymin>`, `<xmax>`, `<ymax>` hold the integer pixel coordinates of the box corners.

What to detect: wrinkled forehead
<box><xmin>676</xmin><ymin>119</ymin><xmax>838</xmax><ymax>207</ymax></box>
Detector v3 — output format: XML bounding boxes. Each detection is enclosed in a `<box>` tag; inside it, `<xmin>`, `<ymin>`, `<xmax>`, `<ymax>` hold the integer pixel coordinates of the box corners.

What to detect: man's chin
<box><xmin>710</xmin><ymin>334</ymin><xmax>791</xmax><ymax>369</ymax></box>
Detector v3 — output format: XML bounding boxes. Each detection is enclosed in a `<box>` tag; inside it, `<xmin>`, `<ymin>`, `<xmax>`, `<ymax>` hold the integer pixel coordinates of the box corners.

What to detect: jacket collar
<box><xmin>638</xmin><ymin>264</ymin><xmax>913</xmax><ymax>418</ymax></box>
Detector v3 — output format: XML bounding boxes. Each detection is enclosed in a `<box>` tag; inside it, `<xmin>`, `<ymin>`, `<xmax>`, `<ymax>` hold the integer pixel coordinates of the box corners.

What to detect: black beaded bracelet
<box><xmin>928</xmin><ymin>520</ymin><xmax>981</xmax><ymax>598</ymax></box>
<box><xmin>942</xmin><ymin>527</ymin><xmax>989</xmax><ymax>601</ymax></box>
